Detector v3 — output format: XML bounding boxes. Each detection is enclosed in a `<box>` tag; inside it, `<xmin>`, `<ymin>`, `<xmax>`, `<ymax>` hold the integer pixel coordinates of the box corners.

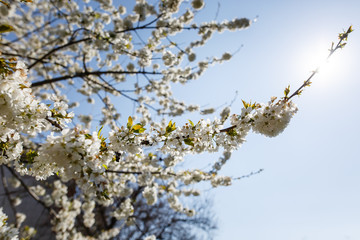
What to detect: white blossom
<box><xmin>0</xmin><ymin>208</ymin><xmax>18</xmax><ymax>240</ymax></box>
<box><xmin>0</xmin><ymin>1</ymin><xmax>303</xmax><ymax>239</ymax></box>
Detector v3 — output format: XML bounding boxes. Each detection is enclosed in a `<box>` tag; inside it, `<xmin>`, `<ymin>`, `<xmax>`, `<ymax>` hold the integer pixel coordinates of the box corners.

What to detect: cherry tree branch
<box><xmin>27</xmin><ymin>38</ymin><xmax>91</xmax><ymax>69</ymax></box>
<box><xmin>30</xmin><ymin>70</ymin><xmax>162</xmax><ymax>87</ymax></box>
<box><xmin>287</xmin><ymin>26</ymin><xmax>353</xmax><ymax>100</ymax></box>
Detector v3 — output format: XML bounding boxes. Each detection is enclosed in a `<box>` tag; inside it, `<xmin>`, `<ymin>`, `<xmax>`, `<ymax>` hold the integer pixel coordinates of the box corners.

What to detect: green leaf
<box><xmin>165</xmin><ymin>120</ymin><xmax>176</xmax><ymax>136</ymax></box>
<box><xmin>0</xmin><ymin>24</ymin><xmax>14</xmax><ymax>34</ymax></box>
<box><xmin>347</xmin><ymin>25</ymin><xmax>354</xmax><ymax>34</ymax></box>
<box><xmin>84</xmin><ymin>133</ymin><xmax>92</xmax><ymax>139</ymax></box>
<box><xmin>100</xmin><ymin>190</ymin><xmax>110</xmax><ymax>200</ymax></box>
<box><xmin>132</xmin><ymin>124</ymin><xmax>142</xmax><ymax>131</ymax></box>
<box><xmin>132</xmin><ymin>124</ymin><xmax>145</xmax><ymax>133</ymax></box>
<box><xmin>97</xmin><ymin>126</ymin><xmax>104</xmax><ymax>138</ymax></box>
<box><xmin>241</xmin><ymin>100</ymin><xmax>249</xmax><ymax>108</ymax></box>
<box><xmin>25</xmin><ymin>149</ymin><xmax>38</xmax><ymax>164</ymax></box>
<box><xmin>226</xmin><ymin>129</ymin><xmax>237</xmax><ymax>137</ymax></box>
<box><xmin>184</xmin><ymin>137</ymin><xmax>194</xmax><ymax>146</ymax></box>
<box><xmin>136</xmin><ymin>127</ymin><xmax>146</xmax><ymax>133</ymax></box>
<box><xmin>188</xmin><ymin>119</ymin><xmax>194</xmax><ymax>127</ymax></box>
<box><xmin>0</xmin><ymin>141</ymin><xmax>9</xmax><ymax>153</ymax></box>
<box><xmin>19</xmin><ymin>84</ymin><xmax>28</xmax><ymax>90</ymax></box>
<box><xmin>284</xmin><ymin>85</ymin><xmax>290</xmax><ymax>98</ymax></box>
<box><xmin>127</xmin><ymin>116</ymin><xmax>133</xmax><ymax>130</ymax></box>
<box><xmin>102</xmin><ymin>164</ymin><xmax>108</xmax><ymax>170</ymax></box>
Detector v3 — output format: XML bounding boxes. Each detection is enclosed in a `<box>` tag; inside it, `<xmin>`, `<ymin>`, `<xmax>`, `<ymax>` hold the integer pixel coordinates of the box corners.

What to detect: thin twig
<box><xmin>31</xmin><ymin>70</ymin><xmax>162</xmax><ymax>87</ymax></box>
<box><xmin>45</xmin><ymin>116</ymin><xmax>63</xmax><ymax>131</ymax></box>
<box><xmin>106</xmin><ymin>170</ymin><xmax>176</xmax><ymax>176</ymax></box>
<box><xmin>287</xmin><ymin>27</ymin><xmax>352</xmax><ymax>100</ymax></box>
<box><xmin>28</xmin><ymin>38</ymin><xmax>91</xmax><ymax>69</ymax></box>
<box><xmin>233</xmin><ymin>169</ymin><xmax>263</xmax><ymax>180</ymax></box>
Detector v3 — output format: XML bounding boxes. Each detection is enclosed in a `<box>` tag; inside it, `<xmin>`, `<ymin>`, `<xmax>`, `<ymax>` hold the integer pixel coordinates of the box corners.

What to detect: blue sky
<box><xmin>171</xmin><ymin>1</ymin><xmax>360</xmax><ymax>239</ymax></box>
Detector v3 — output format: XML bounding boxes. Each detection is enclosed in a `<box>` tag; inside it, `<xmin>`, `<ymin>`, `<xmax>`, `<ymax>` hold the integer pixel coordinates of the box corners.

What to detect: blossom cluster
<box><xmin>0</xmin><ymin>62</ymin><xmax>48</xmax><ymax>164</ymax></box>
<box><xmin>0</xmin><ymin>61</ymin><xmax>298</xmax><ymax>239</ymax></box>
<box><xmin>0</xmin><ymin>0</ymin><xmax>302</xmax><ymax>239</ymax></box>
<box><xmin>1</xmin><ymin>0</ymin><xmax>251</xmax><ymax>128</ymax></box>
<box><xmin>0</xmin><ymin>208</ymin><xmax>18</xmax><ymax>240</ymax></box>
<box><xmin>0</xmin><ymin>62</ymin><xmax>73</xmax><ymax>176</ymax></box>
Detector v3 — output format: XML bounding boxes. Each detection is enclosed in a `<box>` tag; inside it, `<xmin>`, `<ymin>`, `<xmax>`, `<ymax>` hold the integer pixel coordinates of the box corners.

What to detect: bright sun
<box><xmin>300</xmin><ymin>39</ymin><xmax>346</xmax><ymax>83</ymax></box>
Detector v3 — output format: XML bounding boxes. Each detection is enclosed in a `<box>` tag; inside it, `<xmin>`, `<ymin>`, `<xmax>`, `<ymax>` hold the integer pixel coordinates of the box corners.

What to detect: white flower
<box><xmin>138</xmin><ymin>48</ymin><xmax>152</xmax><ymax>67</ymax></box>
<box><xmin>144</xmin><ymin>235</ymin><xmax>156</xmax><ymax>240</ymax></box>
<box><xmin>252</xmin><ymin>100</ymin><xmax>298</xmax><ymax>137</ymax></box>
<box><xmin>112</xmin><ymin>199</ymin><xmax>134</xmax><ymax>220</ymax></box>
<box><xmin>0</xmin><ymin>208</ymin><xmax>18</xmax><ymax>240</ymax></box>
<box><xmin>142</xmin><ymin>186</ymin><xmax>158</xmax><ymax>205</ymax></box>
<box><xmin>162</xmin><ymin>51</ymin><xmax>176</xmax><ymax>66</ymax></box>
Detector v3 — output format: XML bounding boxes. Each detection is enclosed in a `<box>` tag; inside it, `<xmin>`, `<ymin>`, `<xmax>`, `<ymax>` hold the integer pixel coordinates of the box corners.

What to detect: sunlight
<box><xmin>299</xmin><ymin>39</ymin><xmax>347</xmax><ymax>82</ymax></box>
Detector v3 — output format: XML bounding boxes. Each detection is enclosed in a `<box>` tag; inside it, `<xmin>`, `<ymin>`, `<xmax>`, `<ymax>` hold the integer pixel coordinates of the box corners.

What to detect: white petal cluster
<box><xmin>138</xmin><ymin>48</ymin><xmax>152</xmax><ymax>67</ymax></box>
<box><xmin>144</xmin><ymin>235</ymin><xmax>156</xmax><ymax>240</ymax></box>
<box><xmin>0</xmin><ymin>0</ymin><xmax>301</xmax><ymax>238</ymax></box>
<box><xmin>0</xmin><ymin>62</ymin><xmax>49</xmax><ymax>135</ymax></box>
<box><xmin>0</xmin><ymin>64</ymin><xmax>298</xmax><ymax>237</ymax></box>
<box><xmin>0</xmin><ymin>62</ymin><xmax>75</xmax><ymax>170</ymax></box>
<box><xmin>162</xmin><ymin>51</ymin><xmax>176</xmax><ymax>66</ymax></box>
<box><xmin>82</xmin><ymin>200</ymin><xmax>96</xmax><ymax>228</ymax></box>
<box><xmin>33</xmin><ymin>128</ymin><xmax>113</xmax><ymax>199</ymax></box>
<box><xmin>142</xmin><ymin>185</ymin><xmax>158</xmax><ymax>205</ymax></box>
<box><xmin>112</xmin><ymin>198</ymin><xmax>134</xmax><ymax>220</ymax></box>
<box><xmin>51</xmin><ymin>194</ymin><xmax>82</xmax><ymax>239</ymax></box>
<box><xmin>0</xmin><ymin>208</ymin><xmax>19</xmax><ymax>240</ymax></box>
<box><xmin>1</xmin><ymin>0</ymin><xmax>252</xmax><ymax>124</ymax></box>
<box><xmin>0</xmin><ymin>62</ymin><xmax>48</xmax><ymax>165</ymax></box>
<box><xmin>252</xmin><ymin>99</ymin><xmax>298</xmax><ymax>137</ymax></box>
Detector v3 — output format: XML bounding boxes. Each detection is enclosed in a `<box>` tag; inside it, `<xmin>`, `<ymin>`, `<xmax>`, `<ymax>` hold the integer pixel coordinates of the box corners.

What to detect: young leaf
<box><xmin>226</xmin><ymin>129</ymin><xmax>237</xmax><ymax>137</ymax></box>
<box><xmin>284</xmin><ymin>85</ymin><xmax>290</xmax><ymax>98</ymax></box>
<box><xmin>97</xmin><ymin>126</ymin><xmax>104</xmax><ymax>138</ymax></box>
<box><xmin>0</xmin><ymin>24</ymin><xmax>14</xmax><ymax>34</ymax></box>
<box><xmin>241</xmin><ymin>100</ymin><xmax>249</xmax><ymax>108</ymax></box>
<box><xmin>19</xmin><ymin>84</ymin><xmax>29</xmax><ymax>90</ymax></box>
<box><xmin>25</xmin><ymin>149</ymin><xmax>39</xmax><ymax>164</ymax></box>
<box><xmin>132</xmin><ymin>124</ymin><xmax>145</xmax><ymax>133</ymax></box>
<box><xmin>339</xmin><ymin>42</ymin><xmax>347</xmax><ymax>49</ymax></box>
<box><xmin>127</xmin><ymin>116</ymin><xmax>133</xmax><ymax>130</ymax></box>
<box><xmin>188</xmin><ymin>119</ymin><xmax>194</xmax><ymax>127</ymax></box>
<box><xmin>166</xmin><ymin>120</ymin><xmax>176</xmax><ymax>135</ymax></box>
<box><xmin>132</xmin><ymin>124</ymin><xmax>142</xmax><ymax>131</ymax></box>
<box><xmin>184</xmin><ymin>137</ymin><xmax>194</xmax><ymax>147</ymax></box>
<box><xmin>84</xmin><ymin>133</ymin><xmax>92</xmax><ymax>139</ymax></box>
<box><xmin>0</xmin><ymin>1</ymin><xmax>10</xmax><ymax>7</ymax></box>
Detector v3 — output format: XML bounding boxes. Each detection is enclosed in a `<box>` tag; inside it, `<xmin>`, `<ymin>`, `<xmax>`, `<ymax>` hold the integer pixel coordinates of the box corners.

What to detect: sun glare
<box><xmin>300</xmin><ymin>39</ymin><xmax>346</xmax><ymax>82</ymax></box>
